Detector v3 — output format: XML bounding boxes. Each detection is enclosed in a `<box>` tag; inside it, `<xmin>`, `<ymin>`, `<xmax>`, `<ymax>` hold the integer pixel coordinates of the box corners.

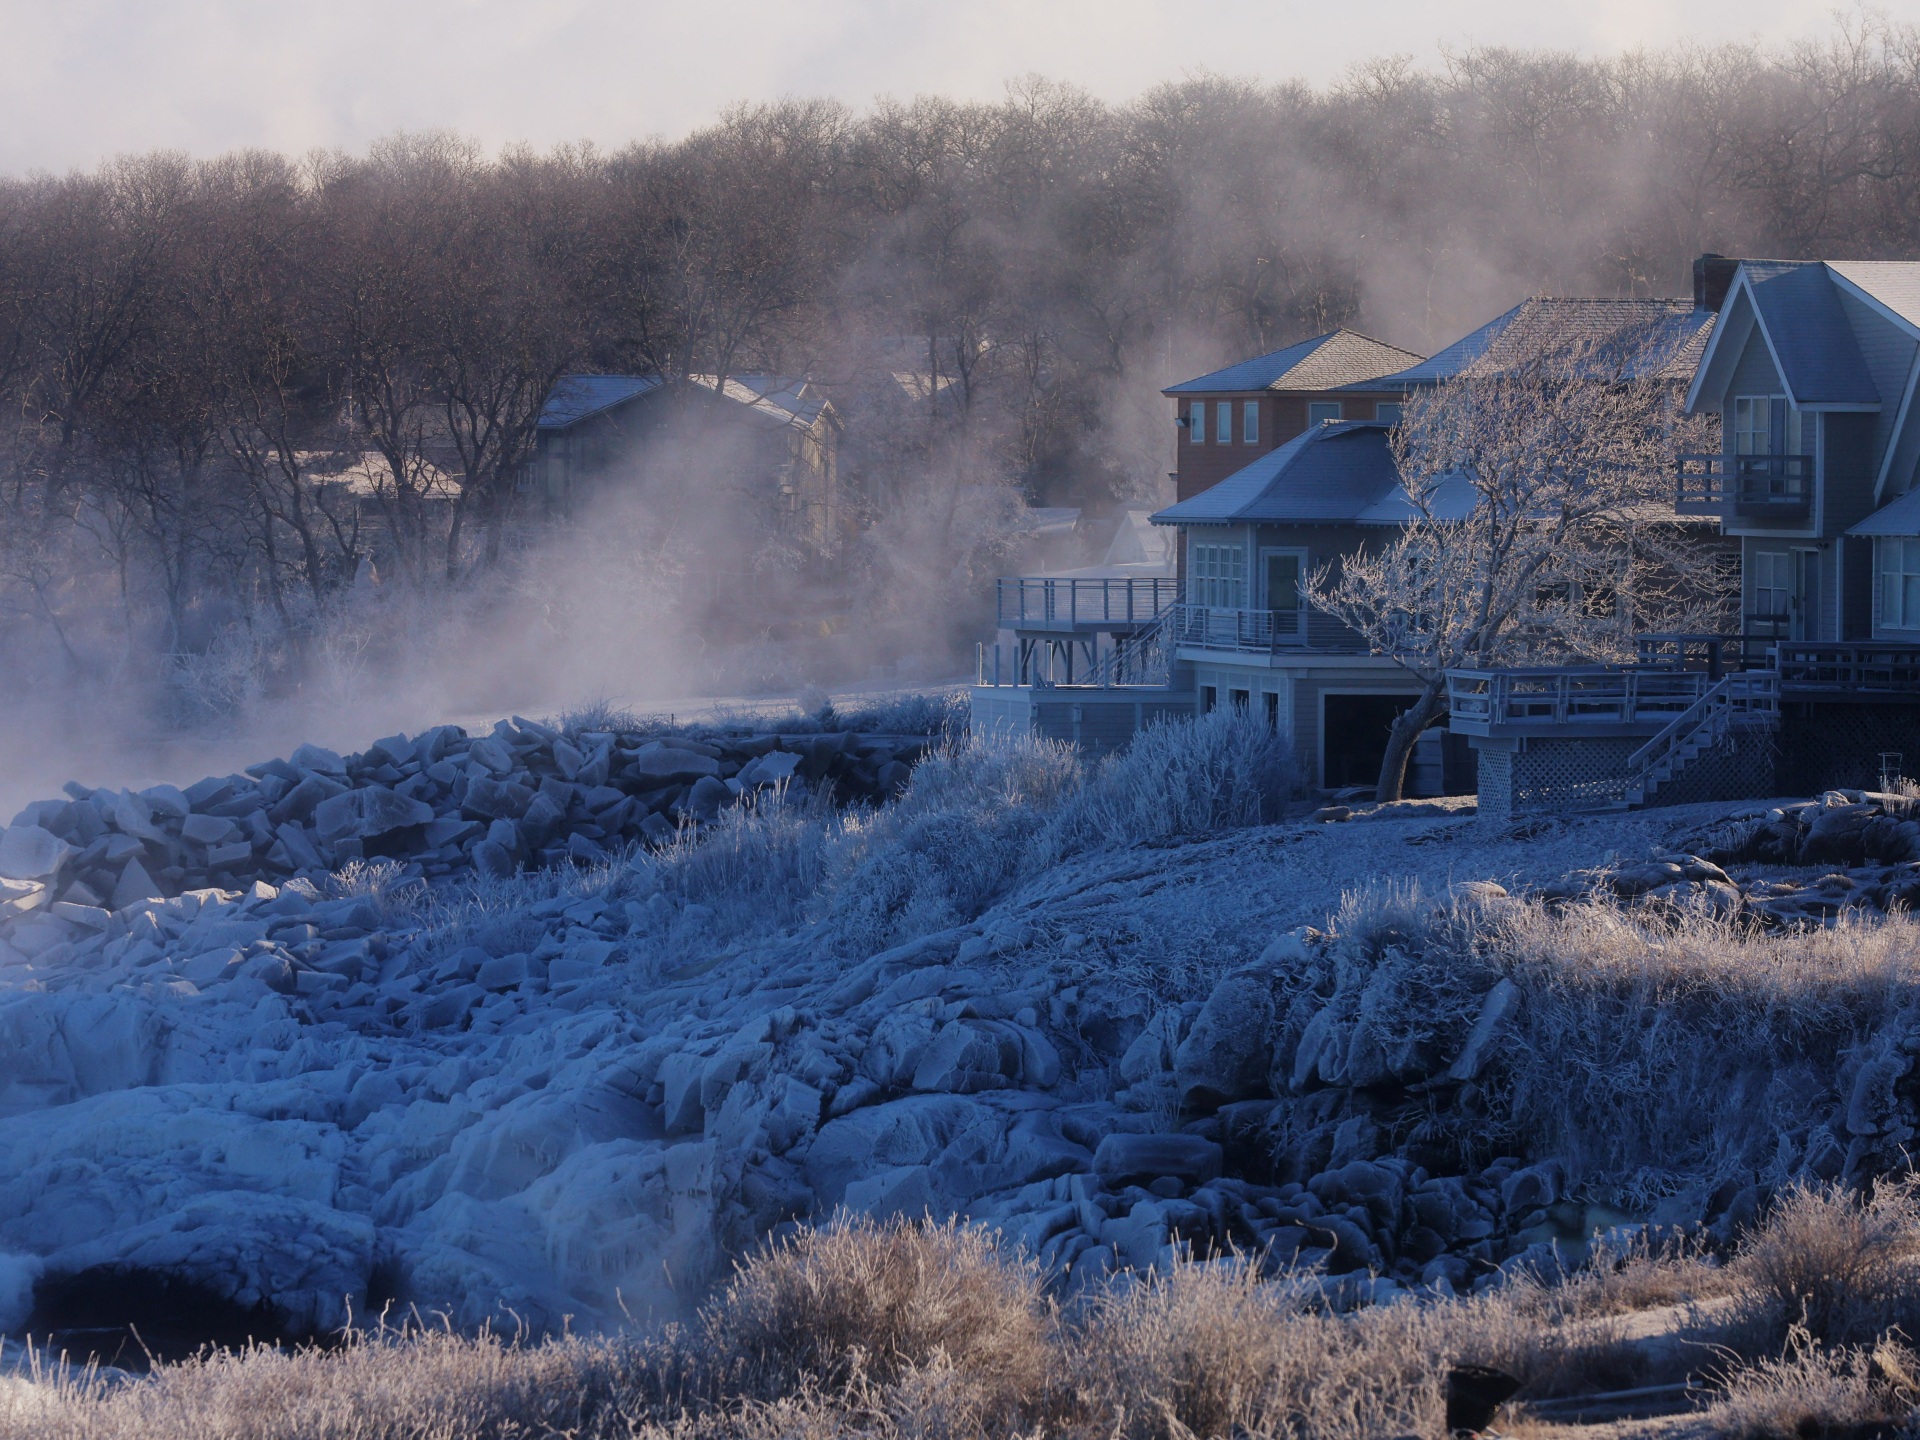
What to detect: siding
<box><xmin>1250</xmin><ymin>523</ymin><xmax>1379</xmax><ymax>650</ymax></box>
<box><xmin>1824</xmin><ymin>411</ymin><xmax>1879</xmax><ymax>537</ymax></box>
<box><xmin>1728</xmin><ymin>327</ymin><xmax>1786</xmax><ymax>399</ymax></box>
<box><xmin>1835</xmin><ymin>287</ymin><xmax>1914</xmax><ymax>481</ymax></box>
<box><xmin>1175</xmin><ymin>389</ymin><xmax>1401</xmax><ymax>501</ymax></box>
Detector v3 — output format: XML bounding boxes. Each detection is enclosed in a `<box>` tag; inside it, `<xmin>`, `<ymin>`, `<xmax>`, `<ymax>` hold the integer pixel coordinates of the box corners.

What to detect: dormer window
<box><xmin>1732</xmin><ymin>395</ymin><xmax>1805</xmax><ymax>455</ymax></box>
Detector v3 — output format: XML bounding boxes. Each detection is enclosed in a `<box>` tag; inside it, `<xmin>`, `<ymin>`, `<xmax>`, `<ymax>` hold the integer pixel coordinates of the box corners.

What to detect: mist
<box><xmin>5</xmin><ymin>15</ymin><xmax>1920</xmax><ymax>808</ymax></box>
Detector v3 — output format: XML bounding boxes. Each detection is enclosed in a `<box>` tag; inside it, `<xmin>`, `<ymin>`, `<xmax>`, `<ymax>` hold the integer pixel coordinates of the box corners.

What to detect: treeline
<box><xmin>4</xmin><ymin>17</ymin><xmax>1920</xmax><ymax>687</ymax></box>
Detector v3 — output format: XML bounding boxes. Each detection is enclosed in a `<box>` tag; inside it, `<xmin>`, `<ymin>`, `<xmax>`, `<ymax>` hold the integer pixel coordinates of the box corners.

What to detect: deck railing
<box><xmin>996</xmin><ymin>576</ymin><xmax>1179</xmax><ymax>630</ymax></box>
<box><xmin>1775</xmin><ymin>642</ymin><xmax>1920</xmax><ymax>694</ymax></box>
<box><xmin>1675</xmin><ymin>453</ymin><xmax>1813</xmax><ymax>519</ymax></box>
<box><xmin>1447</xmin><ymin>666</ymin><xmax>1712</xmax><ymax>731</ymax></box>
<box><xmin>1164</xmin><ymin>603</ymin><xmax>1310</xmax><ymax>653</ymax></box>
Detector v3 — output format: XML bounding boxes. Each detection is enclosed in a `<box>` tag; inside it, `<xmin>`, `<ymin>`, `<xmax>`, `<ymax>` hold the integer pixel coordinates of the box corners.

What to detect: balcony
<box><xmin>995</xmin><ymin>576</ymin><xmax>1179</xmax><ymax>634</ymax></box>
<box><xmin>1675</xmin><ymin>453</ymin><xmax>1812</xmax><ymax>520</ymax></box>
<box><xmin>1166</xmin><ymin>603</ymin><xmax>1310</xmax><ymax>654</ymax></box>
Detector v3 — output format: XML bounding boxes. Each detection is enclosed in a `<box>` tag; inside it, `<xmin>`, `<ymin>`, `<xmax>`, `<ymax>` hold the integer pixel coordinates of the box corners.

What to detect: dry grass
<box><xmin>701</xmin><ymin>1217</ymin><xmax>1050</xmax><ymax>1407</ymax></box>
<box><xmin>1706</xmin><ymin>1332</ymin><xmax>1920</xmax><ymax>1439</ymax></box>
<box><xmin>1726</xmin><ymin>1182</ymin><xmax>1920</xmax><ymax>1351</ymax></box>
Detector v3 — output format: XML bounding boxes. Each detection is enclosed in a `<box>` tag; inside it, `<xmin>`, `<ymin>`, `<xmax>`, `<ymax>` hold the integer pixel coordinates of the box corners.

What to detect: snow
<box><xmin>0</xmin><ymin>716</ymin><xmax>1790</xmax><ymax>1344</ymax></box>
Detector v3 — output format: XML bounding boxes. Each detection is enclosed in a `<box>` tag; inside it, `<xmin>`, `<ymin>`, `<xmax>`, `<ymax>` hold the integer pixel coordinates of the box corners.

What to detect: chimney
<box><xmin>1692</xmin><ymin>254</ymin><xmax>1739</xmax><ymax>312</ymax></box>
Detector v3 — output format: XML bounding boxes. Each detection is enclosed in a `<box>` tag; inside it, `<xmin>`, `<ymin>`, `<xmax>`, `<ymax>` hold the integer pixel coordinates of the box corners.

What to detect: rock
<box><xmin>0</xmin><ymin>826</ymin><xmax>72</xmax><ymax>882</ymax></box>
<box><xmin>1093</xmin><ymin>1133</ymin><xmax>1223</xmax><ymax>1187</ymax></box>
<box><xmin>180</xmin><ymin>813</ymin><xmax>238</xmax><ymax>846</ymax></box>
<box><xmin>687</xmin><ymin>775</ymin><xmax>733</xmax><ymax>821</ymax></box>
<box><xmin>1174</xmin><ymin>973</ymin><xmax>1275</xmax><ymax>1108</ymax></box>
<box><xmin>1448</xmin><ymin>979</ymin><xmax>1519</xmax><ymax>1081</ymax></box>
<box><xmin>1310</xmin><ymin>805</ymin><xmax>1352</xmax><ymax>824</ymax></box>
<box><xmin>419</xmin><ymin>983</ymin><xmax>486</xmax><ymax>1029</ymax></box>
<box><xmin>738</xmin><ymin>751</ymin><xmax>803</xmax><ymax>788</ymax></box>
<box><xmin>1609</xmin><ymin>860</ymin><xmax>1685</xmax><ymax>897</ymax></box>
<box><xmin>461</xmin><ymin>777</ymin><xmax>533</xmax><ymax>822</ymax></box>
<box><xmin>628</xmin><ymin>744</ymin><xmax>722</xmax><ymax>787</ymax></box>
<box><xmin>289</xmin><ymin>744</ymin><xmax>346</xmax><ymax>776</ymax></box>
<box><xmin>313</xmin><ymin>787</ymin><xmax>435</xmax><ymax>845</ymax></box>
<box><xmin>0</xmin><ymin>878</ymin><xmax>48</xmax><ymax>918</ymax></box>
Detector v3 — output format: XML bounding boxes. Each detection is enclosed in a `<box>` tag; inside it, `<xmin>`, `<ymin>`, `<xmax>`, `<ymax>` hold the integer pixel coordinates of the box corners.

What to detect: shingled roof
<box><xmin>1163</xmin><ymin>329</ymin><xmax>1425</xmax><ymax>395</ymax></box>
<box><xmin>1149</xmin><ymin>421</ymin><xmax>1474</xmax><ymax>527</ymax></box>
<box><xmin>1354</xmin><ymin>298</ymin><xmax>1715</xmax><ymax>390</ymax></box>
<box><xmin>539</xmin><ymin>374</ymin><xmax>828</xmax><ymax>432</ymax></box>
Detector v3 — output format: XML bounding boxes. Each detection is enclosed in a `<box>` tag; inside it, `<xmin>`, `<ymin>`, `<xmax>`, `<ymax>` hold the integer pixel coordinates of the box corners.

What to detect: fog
<box><xmin>5</xmin><ymin>16</ymin><xmax>1920</xmax><ymax>811</ymax></box>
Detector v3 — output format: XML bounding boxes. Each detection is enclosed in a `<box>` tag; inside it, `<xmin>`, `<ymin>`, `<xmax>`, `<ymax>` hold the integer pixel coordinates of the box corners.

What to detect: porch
<box><xmin>995</xmin><ymin>576</ymin><xmax>1179</xmax><ymax>636</ymax></box>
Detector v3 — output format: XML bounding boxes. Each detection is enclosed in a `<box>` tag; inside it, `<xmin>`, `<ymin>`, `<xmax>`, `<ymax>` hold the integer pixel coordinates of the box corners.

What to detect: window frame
<box><xmin>1732</xmin><ymin>394</ymin><xmax>1805</xmax><ymax>456</ymax></box>
<box><xmin>1880</xmin><ymin>538</ymin><xmax>1920</xmax><ymax>631</ymax></box>
<box><xmin>1307</xmin><ymin>401</ymin><xmax>1343</xmax><ymax>426</ymax></box>
<box><xmin>1374</xmin><ymin>401</ymin><xmax>1403</xmax><ymax>423</ymax></box>
<box><xmin>1190</xmin><ymin>540</ymin><xmax>1249</xmax><ymax>609</ymax></box>
<box><xmin>1187</xmin><ymin>400</ymin><xmax>1205</xmax><ymax>443</ymax></box>
<box><xmin>1242</xmin><ymin>400</ymin><xmax>1259</xmax><ymax>444</ymax></box>
<box><xmin>1752</xmin><ymin>550</ymin><xmax>1791</xmax><ymax>625</ymax></box>
<box><xmin>1215</xmin><ymin>401</ymin><xmax>1232</xmax><ymax>444</ymax></box>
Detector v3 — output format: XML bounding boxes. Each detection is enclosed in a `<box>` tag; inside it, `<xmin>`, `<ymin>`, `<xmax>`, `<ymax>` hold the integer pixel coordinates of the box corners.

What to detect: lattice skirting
<box><xmin>1476</xmin><ymin>730</ymin><xmax>1778</xmax><ymax>821</ymax></box>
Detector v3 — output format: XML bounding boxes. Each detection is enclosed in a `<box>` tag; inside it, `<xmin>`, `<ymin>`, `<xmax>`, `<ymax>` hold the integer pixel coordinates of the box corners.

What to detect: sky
<box><xmin>0</xmin><ymin>0</ymin><xmax>1889</xmax><ymax>175</ymax></box>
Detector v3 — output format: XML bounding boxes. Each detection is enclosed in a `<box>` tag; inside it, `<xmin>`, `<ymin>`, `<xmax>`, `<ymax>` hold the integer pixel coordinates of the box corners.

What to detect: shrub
<box><xmin>1729</xmin><ymin>1181</ymin><xmax>1920</xmax><ymax>1350</ymax></box>
<box><xmin>702</xmin><ymin>1217</ymin><xmax>1049</xmax><ymax>1410</ymax></box>
<box><xmin>1708</xmin><ymin>1332</ymin><xmax>1917</xmax><ymax>1440</ymax></box>
<box><xmin>1036</xmin><ymin>708</ymin><xmax>1294</xmax><ymax>862</ymax></box>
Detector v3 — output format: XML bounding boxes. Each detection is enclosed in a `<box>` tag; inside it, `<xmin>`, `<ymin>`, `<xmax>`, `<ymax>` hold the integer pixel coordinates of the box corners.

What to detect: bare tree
<box><xmin>1307</xmin><ymin>305</ymin><xmax>1722</xmax><ymax>801</ymax></box>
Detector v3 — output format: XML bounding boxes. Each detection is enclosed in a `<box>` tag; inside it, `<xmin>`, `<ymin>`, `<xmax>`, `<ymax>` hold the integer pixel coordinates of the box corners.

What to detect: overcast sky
<box><xmin>0</xmin><ymin>0</ymin><xmax>1896</xmax><ymax>175</ymax></box>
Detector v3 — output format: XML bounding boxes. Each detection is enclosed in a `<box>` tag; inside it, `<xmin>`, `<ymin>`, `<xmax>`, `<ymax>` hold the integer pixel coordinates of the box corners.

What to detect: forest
<box><xmin>3</xmin><ymin>15</ymin><xmax>1920</xmax><ymax>711</ymax></box>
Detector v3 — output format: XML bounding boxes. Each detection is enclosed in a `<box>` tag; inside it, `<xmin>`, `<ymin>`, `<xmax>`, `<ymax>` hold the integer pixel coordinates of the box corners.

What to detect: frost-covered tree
<box><xmin>1307</xmin><ymin>304</ymin><xmax>1725</xmax><ymax>802</ymax></box>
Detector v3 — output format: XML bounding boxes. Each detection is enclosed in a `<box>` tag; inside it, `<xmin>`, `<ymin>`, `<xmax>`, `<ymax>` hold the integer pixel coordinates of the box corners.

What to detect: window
<box><xmin>1187</xmin><ymin>401</ymin><xmax>1204</xmax><ymax>442</ymax></box>
<box><xmin>1190</xmin><ymin>542</ymin><xmax>1247</xmax><ymax>608</ymax></box>
<box><xmin>1264</xmin><ymin>692</ymin><xmax>1280</xmax><ymax>730</ymax></box>
<box><xmin>1215</xmin><ymin>402</ymin><xmax>1232</xmax><ymax>443</ymax></box>
<box><xmin>1732</xmin><ymin>395</ymin><xmax>1804</xmax><ymax>455</ymax></box>
<box><xmin>1308</xmin><ymin>401</ymin><xmax>1343</xmax><ymax>426</ymax></box>
<box><xmin>1201</xmin><ymin>685</ymin><xmax>1218</xmax><ymax>714</ymax></box>
<box><xmin>1880</xmin><ymin>540</ymin><xmax>1920</xmax><ymax>630</ymax></box>
<box><xmin>1753</xmin><ymin>550</ymin><xmax>1791</xmax><ymax>624</ymax></box>
<box><xmin>1230</xmin><ymin>689</ymin><xmax>1251</xmax><ymax>710</ymax></box>
<box><xmin>1242</xmin><ymin>400</ymin><xmax>1259</xmax><ymax>444</ymax></box>
<box><xmin>1374</xmin><ymin>401</ymin><xmax>1403</xmax><ymax>423</ymax></box>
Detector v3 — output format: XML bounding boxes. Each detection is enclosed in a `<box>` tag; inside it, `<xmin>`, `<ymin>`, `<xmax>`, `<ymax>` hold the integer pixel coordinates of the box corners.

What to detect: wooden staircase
<box><xmin>1617</xmin><ymin>670</ymin><xmax>1780</xmax><ymax>809</ymax></box>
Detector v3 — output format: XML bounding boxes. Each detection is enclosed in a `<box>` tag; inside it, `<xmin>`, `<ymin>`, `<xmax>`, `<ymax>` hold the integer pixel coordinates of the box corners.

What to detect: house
<box><xmin>976</xmin><ymin>303</ymin><xmax>1719</xmax><ymax>793</ymax></box>
<box><xmin>529</xmin><ymin>373</ymin><xmax>845</xmax><ymax>556</ymax></box>
<box><xmin>1451</xmin><ymin>256</ymin><xmax>1920</xmax><ymax>819</ymax></box>
<box><xmin>1165</xmin><ymin>329</ymin><xmax>1424</xmax><ymax>504</ymax></box>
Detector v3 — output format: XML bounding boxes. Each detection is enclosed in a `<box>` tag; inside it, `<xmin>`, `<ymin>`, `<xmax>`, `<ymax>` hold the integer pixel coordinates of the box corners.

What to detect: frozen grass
<box><xmin>1726</xmin><ymin>1181</ymin><xmax>1920</xmax><ymax>1350</ymax></box>
<box><xmin>22</xmin><ymin>1198</ymin><xmax>1920</xmax><ymax>1439</ymax></box>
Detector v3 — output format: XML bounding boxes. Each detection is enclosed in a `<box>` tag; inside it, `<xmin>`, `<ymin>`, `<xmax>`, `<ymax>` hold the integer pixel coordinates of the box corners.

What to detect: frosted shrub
<box><xmin>1708</xmin><ymin>1333</ymin><xmax>1912</xmax><ymax>1439</ymax></box>
<box><xmin>1729</xmin><ymin>1182</ymin><xmax>1920</xmax><ymax>1349</ymax></box>
<box><xmin>1036</xmin><ymin>708</ymin><xmax>1293</xmax><ymax>862</ymax></box>
<box><xmin>704</xmin><ymin>1217</ymin><xmax>1049</xmax><ymax>1408</ymax></box>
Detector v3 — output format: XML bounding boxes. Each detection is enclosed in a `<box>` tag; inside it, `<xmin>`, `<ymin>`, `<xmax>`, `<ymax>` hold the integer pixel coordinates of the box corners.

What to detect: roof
<box><xmin>1739</xmin><ymin>262</ymin><xmax>1879</xmax><ymax>407</ymax></box>
<box><xmin>1163</xmin><ymin>329</ymin><xmax>1424</xmax><ymax>395</ymax></box>
<box><xmin>538</xmin><ymin>373</ymin><xmax>828</xmax><ymax>432</ymax></box>
<box><xmin>1829</xmin><ymin>261</ymin><xmax>1920</xmax><ymax>333</ymax></box>
<box><xmin>1354</xmin><ymin>298</ymin><xmax>1715</xmax><ymax>390</ymax></box>
<box><xmin>1849</xmin><ymin>488</ymin><xmax>1920</xmax><ymax>537</ymax></box>
<box><xmin>1149</xmin><ymin>421</ymin><xmax>1474</xmax><ymax>526</ymax></box>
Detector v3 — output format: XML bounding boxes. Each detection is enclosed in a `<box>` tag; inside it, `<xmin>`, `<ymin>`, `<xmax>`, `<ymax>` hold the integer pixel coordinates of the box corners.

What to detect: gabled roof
<box><xmin>1738</xmin><ymin>262</ymin><xmax>1880</xmax><ymax>407</ymax></box>
<box><xmin>539</xmin><ymin>374</ymin><xmax>664</xmax><ymax>429</ymax></box>
<box><xmin>1828</xmin><ymin>261</ymin><xmax>1920</xmax><ymax>334</ymax></box>
<box><xmin>1354</xmin><ymin>298</ymin><xmax>1714</xmax><ymax>390</ymax></box>
<box><xmin>1163</xmin><ymin>329</ymin><xmax>1424</xmax><ymax>395</ymax></box>
<box><xmin>538</xmin><ymin>373</ymin><xmax>828</xmax><ymax>432</ymax></box>
<box><xmin>1149</xmin><ymin>421</ymin><xmax>1473</xmax><ymax>527</ymax></box>
<box><xmin>1849</xmin><ymin>487</ymin><xmax>1920</xmax><ymax>537</ymax></box>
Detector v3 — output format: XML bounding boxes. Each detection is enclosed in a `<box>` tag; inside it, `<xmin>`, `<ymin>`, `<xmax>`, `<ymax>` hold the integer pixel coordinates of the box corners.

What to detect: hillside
<box><xmin>6</xmin><ymin>707</ymin><xmax>1920</xmax><ymax>1434</ymax></box>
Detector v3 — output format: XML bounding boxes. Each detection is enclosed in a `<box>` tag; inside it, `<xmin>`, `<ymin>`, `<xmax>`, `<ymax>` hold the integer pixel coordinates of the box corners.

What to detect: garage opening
<box><xmin>1320</xmin><ymin>694</ymin><xmax>1475</xmax><ymax>795</ymax></box>
<box><xmin>1321</xmin><ymin>694</ymin><xmax>1414</xmax><ymax>790</ymax></box>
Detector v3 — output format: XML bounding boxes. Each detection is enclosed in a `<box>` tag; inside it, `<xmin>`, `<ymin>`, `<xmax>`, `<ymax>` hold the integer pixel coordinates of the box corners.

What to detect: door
<box><xmin>1792</xmin><ymin>550</ymin><xmax>1819</xmax><ymax>641</ymax></box>
<box><xmin>1261</xmin><ymin>549</ymin><xmax>1305</xmax><ymax>644</ymax></box>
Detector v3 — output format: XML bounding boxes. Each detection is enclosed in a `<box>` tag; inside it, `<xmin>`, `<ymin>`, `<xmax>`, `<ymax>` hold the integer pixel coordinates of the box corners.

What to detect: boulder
<box><xmin>628</xmin><ymin>744</ymin><xmax>722</xmax><ymax>787</ymax></box>
<box><xmin>1093</xmin><ymin>1133</ymin><xmax>1223</xmax><ymax>1187</ymax></box>
<box><xmin>312</xmin><ymin>786</ymin><xmax>435</xmax><ymax>845</ymax></box>
<box><xmin>0</xmin><ymin>826</ymin><xmax>72</xmax><ymax>882</ymax></box>
<box><xmin>686</xmin><ymin>775</ymin><xmax>733</xmax><ymax>821</ymax></box>
<box><xmin>462</xmin><ymin>777</ymin><xmax>533</xmax><ymax>822</ymax></box>
<box><xmin>1174</xmin><ymin>972</ymin><xmax>1275</xmax><ymax>1108</ymax></box>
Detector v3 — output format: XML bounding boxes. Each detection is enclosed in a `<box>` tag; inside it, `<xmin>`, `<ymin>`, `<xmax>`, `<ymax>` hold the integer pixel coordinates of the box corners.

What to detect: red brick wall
<box><xmin>1173</xmin><ymin>390</ymin><xmax>1402</xmax><ymax>502</ymax></box>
